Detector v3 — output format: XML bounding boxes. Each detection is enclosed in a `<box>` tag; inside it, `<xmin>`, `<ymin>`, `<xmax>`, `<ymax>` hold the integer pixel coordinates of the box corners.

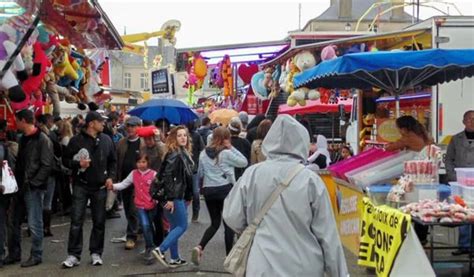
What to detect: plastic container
<box><xmin>450</xmin><ymin>182</ymin><xmax>474</xmax><ymax>202</ymax></box>
<box><xmin>455</xmin><ymin>168</ymin><xmax>474</xmax><ymax>186</ymax></box>
<box><xmin>366</xmin><ymin>184</ymin><xmax>393</xmax><ymax>205</ymax></box>
<box><xmin>404</xmin><ymin>184</ymin><xmax>451</xmax><ymax>203</ymax></box>
<box><xmin>328</xmin><ymin>148</ymin><xmax>398</xmax><ymax>180</ymax></box>
<box><xmin>346</xmin><ymin>151</ymin><xmax>417</xmax><ymax>188</ymax></box>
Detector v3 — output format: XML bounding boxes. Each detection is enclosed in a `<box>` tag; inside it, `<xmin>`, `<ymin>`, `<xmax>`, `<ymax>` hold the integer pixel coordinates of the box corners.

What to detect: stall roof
<box><xmin>18</xmin><ymin>0</ymin><xmax>123</xmax><ymax>50</ymax></box>
<box><xmin>261</xmin><ymin>27</ymin><xmax>431</xmax><ymax>67</ymax></box>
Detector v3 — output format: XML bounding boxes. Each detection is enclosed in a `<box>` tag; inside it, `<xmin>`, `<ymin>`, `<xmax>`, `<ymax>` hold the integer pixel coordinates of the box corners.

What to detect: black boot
<box><xmin>43</xmin><ymin>210</ymin><xmax>53</xmax><ymax>237</ymax></box>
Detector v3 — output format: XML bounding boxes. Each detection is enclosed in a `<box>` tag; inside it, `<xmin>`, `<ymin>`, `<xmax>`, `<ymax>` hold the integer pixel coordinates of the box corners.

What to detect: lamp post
<box><xmin>345</xmin><ymin>22</ymin><xmax>351</xmax><ymax>31</ymax></box>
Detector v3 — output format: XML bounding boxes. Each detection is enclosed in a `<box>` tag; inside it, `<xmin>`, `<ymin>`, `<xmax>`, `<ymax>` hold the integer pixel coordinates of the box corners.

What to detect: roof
<box><xmin>303</xmin><ymin>0</ymin><xmax>414</xmax><ymax>30</ymax></box>
<box><xmin>261</xmin><ymin>27</ymin><xmax>431</xmax><ymax>67</ymax></box>
<box><xmin>177</xmin><ymin>40</ymin><xmax>288</xmax><ymax>54</ymax></box>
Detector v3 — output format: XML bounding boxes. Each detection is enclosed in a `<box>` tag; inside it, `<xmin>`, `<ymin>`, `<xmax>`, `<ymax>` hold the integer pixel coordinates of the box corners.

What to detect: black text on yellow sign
<box><xmin>358</xmin><ymin>197</ymin><xmax>411</xmax><ymax>277</ymax></box>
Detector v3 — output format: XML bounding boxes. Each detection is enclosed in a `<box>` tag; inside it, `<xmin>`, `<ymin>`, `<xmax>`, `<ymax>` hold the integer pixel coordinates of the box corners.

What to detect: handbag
<box><xmin>223</xmin><ymin>164</ymin><xmax>305</xmax><ymax>277</ymax></box>
<box><xmin>1</xmin><ymin>160</ymin><xmax>18</xmax><ymax>194</ymax></box>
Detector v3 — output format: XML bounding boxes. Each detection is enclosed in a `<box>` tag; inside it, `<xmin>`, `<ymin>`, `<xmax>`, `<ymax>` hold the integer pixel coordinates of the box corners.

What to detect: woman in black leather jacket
<box><xmin>152</xmin><ymin>126</ymin><xmax>194</xmax><ymax>268</ymax></box>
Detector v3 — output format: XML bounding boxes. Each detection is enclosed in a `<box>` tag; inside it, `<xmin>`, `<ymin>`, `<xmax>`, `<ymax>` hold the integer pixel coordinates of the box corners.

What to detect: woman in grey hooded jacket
<box><xmin>192</xmin><ymin>127</ymin><xmax>248</xmax><ymax>266</ymax></box>
<box><xmin>223</xmin><ymin>115</ymin><xmax>348</xmax><ymax>277</ymax></box>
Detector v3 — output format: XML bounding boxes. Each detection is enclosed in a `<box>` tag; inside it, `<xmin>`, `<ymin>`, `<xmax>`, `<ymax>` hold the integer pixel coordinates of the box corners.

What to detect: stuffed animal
<box><xmin>0</xmin><ymin>21</ymin><xmax>27</xmax><ymax>105</ymax></box>
<box><xmin>279</xmin><ymin>60</ymin><xmax>290</xmax><ymax>93</ymax></box>
<box><xmin>286</xmin><ymin>51</ymin><xmax>318</xmax><ymax>106</ymax></box>
<box><xmin>52</xmin><ymin>45</ymin><xmax>79</xmax><ymax>81</ymax></box>
<box><xmin>42</xmin><ymin>70</ymin><xmax>78</xmax><ymax>115</ymax></box>
<box><xmin>263</xmin><ymin>67</ymin><xmax>274</xmax><ymax>91</ymax></box>
<box><xmin>11</xmin><ymin>42</ymin><xmax>51</xmax><ymax>111</ymax></box>
<box><xmin>321</xmin><ymin>45</ymin><xmax>337</xmax><ymax>61</ymax></box>
<box><xmin>359</xmin><ymin>113</ymin><xmax>376</xmax><ymax>148</ymax></box>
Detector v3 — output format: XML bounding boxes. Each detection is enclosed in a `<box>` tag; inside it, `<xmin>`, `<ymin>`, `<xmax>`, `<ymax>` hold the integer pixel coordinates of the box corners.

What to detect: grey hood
<box><xmin>262</xmin><ymin>115</ymin><xmax>309</xmax><ymax>162</ymax></box>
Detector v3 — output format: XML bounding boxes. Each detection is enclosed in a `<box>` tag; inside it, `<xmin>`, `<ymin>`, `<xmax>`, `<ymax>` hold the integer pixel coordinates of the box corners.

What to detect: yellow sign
<box><xmin>377</xmin><ymin>119</ymin><xmax>401</xmax><ymax>142</ymax></box>
<box><xmin>334</xmin><ymin>182</ymin><xmax>364</xmax><ymax>256</ymax></box>
<box><xmin>358</xmin><ymin>197</ymin><xmax>411</xmax><ymax>277</ymax></box>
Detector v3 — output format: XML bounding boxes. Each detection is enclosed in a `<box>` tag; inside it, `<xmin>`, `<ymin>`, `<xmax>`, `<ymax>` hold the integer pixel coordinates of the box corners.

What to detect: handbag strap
<box><xmin>251</xmin><ymin>164</ymin><xmax>305</xmax><ymax>226</ymax></box>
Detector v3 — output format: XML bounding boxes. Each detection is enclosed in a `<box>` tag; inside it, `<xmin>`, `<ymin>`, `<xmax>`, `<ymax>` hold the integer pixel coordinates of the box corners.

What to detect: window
<box><xmin>124</xmin><ymin>72</ymin><xmax>131</xmax><ymax>89</ymax></box>
<box><xmin>140</xmin><ymin>72</ymin><xmax>149</xmax><ymax>89</ymax></box>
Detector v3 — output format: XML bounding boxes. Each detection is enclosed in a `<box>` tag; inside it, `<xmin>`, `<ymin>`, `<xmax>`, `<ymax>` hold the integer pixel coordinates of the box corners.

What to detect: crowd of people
<box><xmin>0</xmin><ymin>108</ymin><xmax>356</xmax><ymax>275</ymax></box>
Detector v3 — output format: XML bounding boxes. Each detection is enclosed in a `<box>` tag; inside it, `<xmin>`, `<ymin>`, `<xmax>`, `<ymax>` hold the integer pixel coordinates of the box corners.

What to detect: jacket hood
<box><xmin>205</xmin><ymin>147</ymin><xmax>219</xmax><ymax>159</ymax></box>
<box><xmin>262</xmin><ymin>115</ymin><xmax>309</xmax><ymax>162</ymax></box>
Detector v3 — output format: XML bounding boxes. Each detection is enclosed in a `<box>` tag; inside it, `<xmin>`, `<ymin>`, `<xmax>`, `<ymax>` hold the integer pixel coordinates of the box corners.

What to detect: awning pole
<box><xmin>395</xmin><ymin>70</ymin><xmax>400</xmax><ymax>118</ymax></box>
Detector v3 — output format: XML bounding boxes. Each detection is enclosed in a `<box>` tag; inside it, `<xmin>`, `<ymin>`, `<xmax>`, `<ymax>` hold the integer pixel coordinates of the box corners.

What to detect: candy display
<box><xmin>401</xmin><ymin>199</ymin><xmax>474</xmax><ymax>223</ymax></box>
<box><xmin>404</xmin><ymin>160</ymin><xmax>438</xmax><ymax>184</ymax></box>
<box><xmin>455</xmin><ymin>168</ymin><xmax>474</xmax><ymax>186</ymax></box>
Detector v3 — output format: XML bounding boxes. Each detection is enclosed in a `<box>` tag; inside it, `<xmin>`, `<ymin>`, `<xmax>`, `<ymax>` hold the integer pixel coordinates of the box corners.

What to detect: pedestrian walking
<box><xmin>61</xmin><ymin>111</ymin><xmax>117</xmax><ymax>268</ymax></box>
<box><xmin>152</xmin><ymin>126</ymin><xmax>194</xmax><ymax>268</ymax></box>
<box><xmin>223</xmin><ymin>115</ymin><xmax>348</xmax><ymax>276</ymax></box>
<box><xmin>116</xmin><ymin>116</ymin><xmax>143</xmax><ymax>250</ymax></box>
<box><xmin>186</xmin><ymin>121</ymin><xmax>205</xmax><ymax>223</ymax></box>
<box><xmin>228</xmin><ymin>117</ymin><xmax>250</xmax><ymax>181</ymax></box>
<box><xmin>108</xmin><ymin>154</ymin><xmax>159</xmax><ymax>265</ymax></box>
<box><xmin>250</xmin><ymin>119</ymin><xmax>272</xmax><ymax>165</ymax></box>
<box><xmin>446</xmin><ymin>110</ymin><xmax>474</xmax><ymax>255</ymax></box>
<box><xmin>0</xmin><ymin>120</ymin><xmax>17</xmax><ymax>268</ymax></box>
<box><xmin>12</xmin><ymin>109</ymin><xmax>53</xmax><ymax>267</ymax></box>
<box><xmin>192</xmin><ymin>127</ymin><xmax>248</xmax><ymax>265</ymax></box>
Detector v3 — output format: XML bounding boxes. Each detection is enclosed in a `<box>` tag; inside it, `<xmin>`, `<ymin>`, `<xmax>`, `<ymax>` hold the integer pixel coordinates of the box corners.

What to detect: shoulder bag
<box><xmin>223</xmin><ymin>164</ymin><xmax>305</xmax><ymax>277</ymax></box>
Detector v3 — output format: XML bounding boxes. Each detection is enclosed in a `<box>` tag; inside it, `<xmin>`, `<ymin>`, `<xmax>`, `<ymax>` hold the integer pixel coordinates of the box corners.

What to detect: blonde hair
<box><xmin>57</xmin><ymin>120</ymin><xmax>73</xmax><ymax>139</ymax></box>
<box><xmin>165</xmin><ymin>125</ymin><xmax>192</xmax><ymax>155</ymax></box>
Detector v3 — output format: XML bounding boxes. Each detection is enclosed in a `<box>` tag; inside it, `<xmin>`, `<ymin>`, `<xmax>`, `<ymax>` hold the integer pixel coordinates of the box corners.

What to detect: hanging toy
<box><xmin>221</xmin><ymin>55</ymin><xmax>233</xmax><ymax>99</ymax></box>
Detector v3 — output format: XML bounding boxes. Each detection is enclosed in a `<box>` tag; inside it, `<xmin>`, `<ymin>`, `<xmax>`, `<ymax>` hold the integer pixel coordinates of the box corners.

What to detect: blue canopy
<box><xmin>128</xmin><ymin>98</ymin><xmax>198</xmax><ymax>124</ymax></box>
<box><xmin>294</xmin><ymin>49</ymin><xmax>474</xmax><ymax>93</ymax></box>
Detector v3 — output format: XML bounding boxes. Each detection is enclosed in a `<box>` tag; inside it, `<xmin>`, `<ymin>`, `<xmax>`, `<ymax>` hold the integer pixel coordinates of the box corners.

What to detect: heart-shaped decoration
<box><xmin>238</xmin><ymin>63</ymin><xmax>259</xmax><ymax>84</ymax></box>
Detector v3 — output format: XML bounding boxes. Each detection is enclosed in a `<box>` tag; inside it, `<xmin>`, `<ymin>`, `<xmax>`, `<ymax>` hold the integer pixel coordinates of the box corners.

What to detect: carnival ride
<box><xmin>120</xmin><ymin>19</ymin><xmax>181</xmax><ymax>56</ymax></box>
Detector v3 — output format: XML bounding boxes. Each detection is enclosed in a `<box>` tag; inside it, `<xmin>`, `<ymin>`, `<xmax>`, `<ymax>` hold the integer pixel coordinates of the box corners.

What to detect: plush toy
<box><xmin>263</xmin><ymin>67</ymin><xmax>274</xmax><ymax>91</ymax></box>
<box><xmin>319</xmin><ymin>87</ymin><xmax>331</xmax><ymax>104</ymax></box>
<box><xmin>287</xmin><ymin>51</ymin><xmax>319</xmax><ymax>106</ymax></box>
<box><xmin>0</xmin><ymin>21</ymin><xmax>27</xmax><ymax>105</ymax></box>
<box><xmin>221</xmin><ymin>55</ymin><xmax>233</xmax><ymax>98</ymax></box>
<box><xmin>250</xmin><ymin>71</ymin><xmax>269</xmax><ymax>100</ymax></box>
<box><xmin>42</xmin><ymin>70</ymin><xmax>78</xmax><ymax>116</ymax></box>
<box><xmin>359</xmin><ymin>113</ymin><xmax>376</xmax><ymax>148</ymax></box>
<box><xmin>279</xmin><ymin>60</ymin><xmax>290</xmax><ymax>93</ymax></box>
<box><xmin>52</xmin><ymin>45</ymin><xmax>79</xmax><ymax>81</ymax></box>
<box><xmin>321</xmin><ymin>45</ymin><xmax>337</xmax><ymax>61</ymax></box>
<box><xmin>11</xmin><ymin>42</ymin><xmax>51</xmax><ymax>111</ymax></box>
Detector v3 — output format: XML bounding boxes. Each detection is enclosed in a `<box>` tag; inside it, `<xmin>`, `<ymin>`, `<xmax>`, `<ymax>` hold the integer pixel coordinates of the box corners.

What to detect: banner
<box><xmin>358</xmin><ymin>197</ymin><xmax>411</xmax><ymax>277</ymax></box>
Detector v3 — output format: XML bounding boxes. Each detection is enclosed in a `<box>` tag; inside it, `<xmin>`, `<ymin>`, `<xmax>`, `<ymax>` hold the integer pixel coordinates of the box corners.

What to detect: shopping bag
<box><xmin>1</xmin><ymin>161</ymin><xmax>17</xmax><ymax>194</ymax></box>
<box><xmin>106</xmin><ymin>190</ymin><xmax>117</xmax><ymax>211</ymax></box>
<box><xmin>223</xmin><ymin>224</ymin><xmax>257</xmax><ymax>277</ymax></box>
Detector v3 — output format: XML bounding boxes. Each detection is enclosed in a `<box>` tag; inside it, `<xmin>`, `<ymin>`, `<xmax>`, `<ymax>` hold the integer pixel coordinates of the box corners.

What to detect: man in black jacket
<box><xmin>61</xmin><ymin>111</ymin><xmax>117</xmax><ymax>268</ymax></box>
<box><xmin>11</xmin><ymin>110</ymin><xmax>53</xmax><ymax>267</ymax></box>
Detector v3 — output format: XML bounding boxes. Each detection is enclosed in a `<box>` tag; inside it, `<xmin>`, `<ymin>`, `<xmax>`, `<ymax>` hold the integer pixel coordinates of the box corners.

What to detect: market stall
<box><xmin>0</xmin><ymin>0</ymin><xmax>123</xmax><ymax>127</ymax></box>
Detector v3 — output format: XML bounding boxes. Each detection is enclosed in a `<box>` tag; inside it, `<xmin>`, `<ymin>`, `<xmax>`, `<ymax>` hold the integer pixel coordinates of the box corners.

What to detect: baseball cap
<box><xmin>85</xmin><ymin>111</ymin><xmax>107</xmax><ymax>125</ymax></box>
<box><xmin>125</xmin><ymin>116</ymin><xmax>142</xmax><ymax>126</ymax></box>
<box><xmin>239</xmin><ymin>111</ymin><xmax>249</xmax><ymax>124</ymax></box>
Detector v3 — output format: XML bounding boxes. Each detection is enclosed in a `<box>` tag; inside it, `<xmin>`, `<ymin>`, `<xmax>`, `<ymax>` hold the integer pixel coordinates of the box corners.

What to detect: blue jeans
<box><xmin>458</xmin><ymin>225</ymin><xmax>472</xmax><ymax>250</ymax></box>
<box><xmin>24</xmin><ymin>188</ymin><xmax>45</xmax><ymax>260</ymax></box>
<box><xmin>137</xmin><ymin>208</ymin><xmax>157</xmax><ymax>249</ymax></box>
<box><xmin>43</xmin><ymin>176</ymin><xmax>56</xmax><ymax>210</ymax></box>
<box><xmin>159</xmin><ymin>200</ymin><xmax>188</xmax><ymax>260</ymax></box>
<box><xmin>192</xmin><ymin>173</ymin><xmax>200</xmax><ymax>216</ymax></box>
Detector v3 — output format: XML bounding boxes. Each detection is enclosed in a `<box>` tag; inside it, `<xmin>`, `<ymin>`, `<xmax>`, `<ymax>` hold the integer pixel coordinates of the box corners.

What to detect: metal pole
<box><xmin>299</xmin><ymin>3</ymin><xmax>302</xmax><ymax>30</ymax></box>
<box><xmin>417</xmin><ymin>0</ymin><xmax>420</xmax><ymax>22</ymax></box>
<box><xmin>395</xmin><ymin>70</ymin><xmax>400</xmax><ymax>117</ymax></box>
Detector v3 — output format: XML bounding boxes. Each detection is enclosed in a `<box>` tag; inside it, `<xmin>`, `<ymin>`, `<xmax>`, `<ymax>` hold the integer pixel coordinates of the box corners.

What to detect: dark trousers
<box><xmin>153</xmin><ymin>205</ymin><xmax>165</xmax><ymax>247</ymax></box>
<box><xmin>57</xmin><ymin>173</ymin><xmax>72</xmax><ymax>213</ymax></box>
<box><xmin>0</xmin><ymin>196</ymin><xmax>10</xmax><ymax>259</ymax></box>
<box><xmin>7</xmin><ymin>192</ymin><xmax>25</xmax><ymax>260</ymax></box>
<box><xmin>67</xmin><ymin>185</ymin><xmax>106</xmax><ymax>259</ymax></box>
<box><xmin>199</xmin><ymin>198</ymin><xmax>234</xmax><ymax>254</ymax></box>
<box><xmin>121</xmin><ymin>186</ymin><xmax>138</xmax><ymax>241</ymax></box>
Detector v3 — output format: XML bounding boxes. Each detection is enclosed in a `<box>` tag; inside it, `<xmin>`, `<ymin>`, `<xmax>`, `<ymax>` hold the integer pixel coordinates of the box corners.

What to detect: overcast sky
<box><xmin>100</xmin><ymin>0</ymin><xmax>474</xmax><ymax>49</ymax></box>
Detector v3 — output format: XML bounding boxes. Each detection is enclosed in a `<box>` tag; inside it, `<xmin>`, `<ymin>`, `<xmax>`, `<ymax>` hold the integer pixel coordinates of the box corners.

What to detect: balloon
<box><xmin>237</xmin><ymin>63</ymin><xmax>258</xmax><ymax>84</ymax></box>
<box><xmin>251</xmin><ymin>71</ymin><xmax>268</xmax><ymax>99</ymax></box>
<box><xmin>194</xmin><ymin>57</ymin><xmax>207</xmax><ymax>78</ymax></box>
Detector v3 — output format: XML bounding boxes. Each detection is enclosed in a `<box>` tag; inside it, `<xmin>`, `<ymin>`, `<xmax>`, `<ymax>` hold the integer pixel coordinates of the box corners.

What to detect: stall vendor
<box><xmin>385</xmin><ymin>115</ymin><xmax>432</xmax><ymax>152</ymax></box>
<box><xmin>385</xmin><ymin>115</ymin><xmax>432</xmax><ymax>244</ymax></box>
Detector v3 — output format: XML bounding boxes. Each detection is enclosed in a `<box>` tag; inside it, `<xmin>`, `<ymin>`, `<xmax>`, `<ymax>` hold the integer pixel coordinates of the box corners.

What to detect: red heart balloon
<box><xmin>238</xmin><ymin>64</ymin><xmax>259</xmax><ymax>84</ymax></box>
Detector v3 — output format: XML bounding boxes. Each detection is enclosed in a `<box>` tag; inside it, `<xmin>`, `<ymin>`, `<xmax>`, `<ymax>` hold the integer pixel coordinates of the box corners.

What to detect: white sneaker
<box><xmin>152</xmin><ymin>248</ymin><xmax>169</xmax><ymax>268</ymax></box>
<box><xmin>91</xmin><ymin>253</ymin><xmax>103</xmax><ymax>266</ymax></box>
<box><xmin>62</xmin><ymin>255</ymin><xmax>80</xmax><ymax>268</ymax></box>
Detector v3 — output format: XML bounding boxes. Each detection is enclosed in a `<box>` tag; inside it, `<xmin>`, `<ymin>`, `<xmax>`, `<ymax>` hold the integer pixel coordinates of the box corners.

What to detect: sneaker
<box><xmin>91</xmin><ymin>254</ymin><xmax>103</xmax><ymax>266</ymax></box>
<box><xmin>21</xmin><ymin>257</ymin><xmax>42</xmax><ymax>268</ymax></box>
<box><xmin>125</xmin><ymin>239</ymin><xmax>136</xmax><ymax>250</ymax></box>
<box><xmin>152</xmin><ymin>248</ymin><xmax>169</xmax><ymax>268</ymax></box>
<box><xmin>191</xmin><ymin>246</ymin><xmax>203</xmax><ymax>266</ymax></box>
<box><xmin>62</xmin><ymin>255</ymin><xmax>80</xmax><ymax>268</ymax></box>
<box><xmin>192</xmin><ymin>213</ymin><xmax>199</xmax><ymax>223</ymax></box>
<box><xmin>169</xmin><ymin>258</ymin><xmax>188</xmax><ymax>268</ymax></box>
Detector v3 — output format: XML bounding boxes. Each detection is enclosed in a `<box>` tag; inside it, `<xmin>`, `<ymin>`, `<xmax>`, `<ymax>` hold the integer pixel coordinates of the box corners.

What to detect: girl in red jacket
<box><xmin>108</xmin><ymin>154</ymin><xmax>158</xmax><ymax>264</ymax></box>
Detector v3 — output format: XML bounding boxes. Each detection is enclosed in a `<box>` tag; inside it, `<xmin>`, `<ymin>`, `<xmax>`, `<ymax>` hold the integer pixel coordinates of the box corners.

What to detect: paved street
<box><xmin>1</xmin><ymin>200</ymin><xmax>473</xmax><ymax>277</ymax></box>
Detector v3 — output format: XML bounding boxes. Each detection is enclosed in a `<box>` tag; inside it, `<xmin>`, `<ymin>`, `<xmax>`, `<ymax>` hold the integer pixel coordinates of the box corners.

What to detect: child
<box><xmin>107</xmin><ymin>154</ymin><xmax>159</xmax><ymax>265</ymax></box>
